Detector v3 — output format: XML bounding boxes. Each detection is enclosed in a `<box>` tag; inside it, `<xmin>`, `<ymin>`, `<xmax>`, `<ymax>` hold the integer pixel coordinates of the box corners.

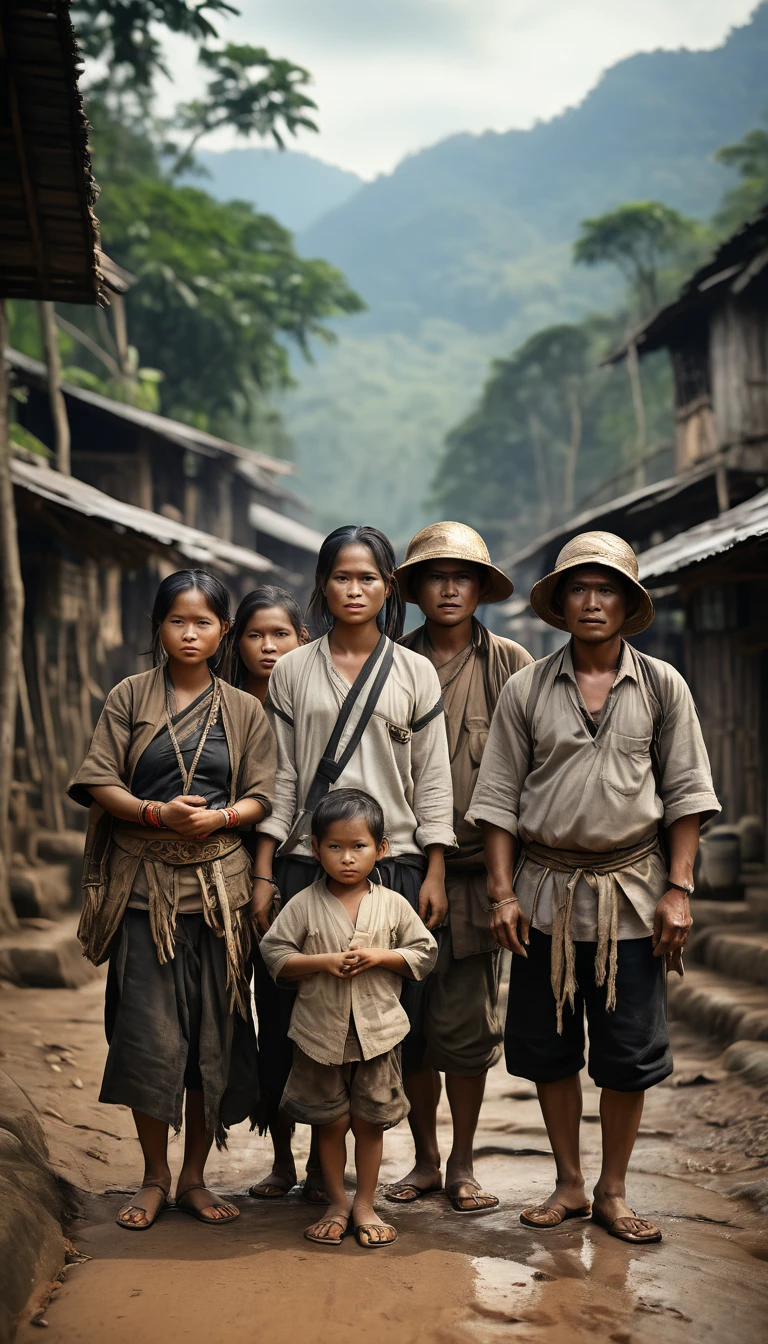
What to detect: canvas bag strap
<box><xmin>304</xmin><ymin>633</ymin><xmax>395</xmax><ymax>813</ymax></box>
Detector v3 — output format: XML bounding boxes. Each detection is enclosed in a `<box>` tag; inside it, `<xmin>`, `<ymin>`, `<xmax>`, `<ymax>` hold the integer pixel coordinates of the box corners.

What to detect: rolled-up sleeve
<box><xmin>260</xmin><ymin>898</ymin><xmax>307</xmax><ymax>980</ymax></box>
<box><xmin>410</xmin><ymin>662</ymin><xmax>456</xmax><ymax>853</ymax></box>
<box><xmin>67</xmin><ymin>680</ymin><xmax>134</xmax><ymax>808</ymax></box>
<box><xmin>258</xmin><ymin>658</ymin><xmax>297</xmax><ymax>843</ymax></box>
<box><xmin>392</xmin><ymin>897</ymin><xmax>438</xmax><ymax>980</ymax></box>
<box><xmin>656</xmin><ymin>665</ymin><xmax>721</xmax><ymax>827</ymax></box>
<box><xmin>466</xmin><ymin>673</ymin><xmax>531</xmax><ymax>836</ymax></box>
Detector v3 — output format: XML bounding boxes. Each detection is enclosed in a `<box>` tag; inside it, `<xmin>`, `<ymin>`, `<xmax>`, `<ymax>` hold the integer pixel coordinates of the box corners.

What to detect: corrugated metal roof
<box><xmin>249</xmin><ymin>502</ymin><xmax>325</xmax><ymax>553</ymax></box>
<box><xmin>638</xmin><ymin>488</ymin><xmax>768</xmax><ymax>581</ymax></box>
<box><xmin>12</xmin><ymin>456</ymin><xmax>275</xmax><ymax>576</ymax></box>
<box><xmin>5</xmin><ymin>348</ymin><xmax>294</xmax><ymax>480</ymax></box>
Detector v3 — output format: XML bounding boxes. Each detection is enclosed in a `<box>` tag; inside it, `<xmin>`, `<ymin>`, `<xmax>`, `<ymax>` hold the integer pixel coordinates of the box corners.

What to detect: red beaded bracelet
<box><xmin>142</xmin><ymin>801</ymin><xmax>164</xmax><ymax>829</ymax></box>
<box><xmin>221</xmin><ymin>807</ymin><xmax>240</xmax><ymax>830</ymax></box>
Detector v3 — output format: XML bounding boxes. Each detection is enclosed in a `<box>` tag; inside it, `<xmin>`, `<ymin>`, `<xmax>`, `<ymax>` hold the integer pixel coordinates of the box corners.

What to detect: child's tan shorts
<box><xmin>280</xmin><ymin>1045</ymin><xmax>409</xmax><ymax>1129</ymax></box>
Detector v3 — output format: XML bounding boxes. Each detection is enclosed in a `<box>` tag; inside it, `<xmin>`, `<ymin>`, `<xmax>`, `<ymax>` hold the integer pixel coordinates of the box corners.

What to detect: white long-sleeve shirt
<box><xmin>259</xmin><ymin>635</ymin><xmax>456</xmax><ymax>859</ymax></box>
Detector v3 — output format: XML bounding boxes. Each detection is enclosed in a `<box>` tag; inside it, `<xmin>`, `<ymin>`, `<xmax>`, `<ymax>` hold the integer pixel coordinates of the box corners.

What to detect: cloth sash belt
<box><xmin>110</xmin><ymin>825</ymin><xmax>251</xmax><ymax>1015</ymax></box>
<box><xmin>520</xmin><ymin>835</ymin><xmax>660</xmax><ymax>1033</ymax></box>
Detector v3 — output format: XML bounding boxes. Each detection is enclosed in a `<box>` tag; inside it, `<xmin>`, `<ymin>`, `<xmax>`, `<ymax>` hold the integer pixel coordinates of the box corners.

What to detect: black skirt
<box><xmin>252</xmin><ymin>854</ymin><xmax>431</xmax><ymax>1117</ymax></box>
<box><xmin>101</xmin><ymin>910</ymin><xmax>259</xmax><ymax>1144</ymax></box>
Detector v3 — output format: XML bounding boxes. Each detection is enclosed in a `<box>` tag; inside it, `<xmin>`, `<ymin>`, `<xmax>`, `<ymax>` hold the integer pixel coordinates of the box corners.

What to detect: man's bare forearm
<box><xmin>666</xmin><ymin>814</ymin><xmax>700</xmax><ymax>887</ymax></box>
<box><xmin>482</xmin><ymin>822</ymin><xmax>517</xmax><ymax>902</ymax></box>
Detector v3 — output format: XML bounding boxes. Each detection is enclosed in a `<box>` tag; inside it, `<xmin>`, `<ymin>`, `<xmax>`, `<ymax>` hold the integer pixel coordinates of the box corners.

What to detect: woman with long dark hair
<box><xmin>69</xmin><ymin>570</ymin><xmax>276</xmax><ymax>1231</ymax></box>
<box><xmin>229</xmin><ymin>585</ymin><xmax>309</xmax><ymax>702</ymax></box>
<box><xmin>248</xmin><ymin>525</ymin><xmax>455</xmax><ymax>1217</ymax></box>
<box><xmin>225</xmin><ymin>585</ymin><xmax>310</xmax><ymax>1198</ymax></box>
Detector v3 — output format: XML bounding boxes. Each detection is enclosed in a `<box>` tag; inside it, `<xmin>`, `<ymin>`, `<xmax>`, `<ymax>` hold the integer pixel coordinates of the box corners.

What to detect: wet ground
<box><xmin>2</xmin><ymin>970</ymin><xmax>767</xmax><ymax>1343</ymax></box>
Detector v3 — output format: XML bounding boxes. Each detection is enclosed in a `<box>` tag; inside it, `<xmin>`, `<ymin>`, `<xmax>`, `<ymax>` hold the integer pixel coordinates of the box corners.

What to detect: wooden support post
<box><xmin>0</xmin><ymin>301</ymin><xmax>22</xmax><ymax>931</ymax></box>
<box><xmin>38</xmin><ymin>300</ymin><xmax>71</xmax><ymax>475</ymax></box>
<box><xmin>626</xmin><ymin>340</ymin><xmax>647</xmax><ymax>488</ymax></box>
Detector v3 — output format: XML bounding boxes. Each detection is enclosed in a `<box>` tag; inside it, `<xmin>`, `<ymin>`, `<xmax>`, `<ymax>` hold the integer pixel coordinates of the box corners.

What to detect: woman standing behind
<box><xmin>227</xmin><ymin>586</ymin><xmax>312</xmax><ymax>1199</ymax></box>
<box><xmin>229</xmin><ymin>586</ymin><xmax>310</xmax><ymax>704</ymax></box>
<box><xmin>249</xmin><ymin>525</ymin><xmax>455</xmax><ymax>1203</ymax></box>
<box><xmin>68</xmin><ymin>570</ymin><xmax>276</xmax><ymax>1231</ymax></box>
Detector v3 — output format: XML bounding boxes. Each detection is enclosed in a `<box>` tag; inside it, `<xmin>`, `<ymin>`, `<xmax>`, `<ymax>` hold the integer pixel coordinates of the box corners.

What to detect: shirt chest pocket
<box><xmin>465</xmin><ymin>715</ymin><xmax>490</xmax><ymax>767</ymax></box>
<box><xmin>601</xmin><ymin>732</ymin><xmax>652</xmax><ymax>797</ymax></box>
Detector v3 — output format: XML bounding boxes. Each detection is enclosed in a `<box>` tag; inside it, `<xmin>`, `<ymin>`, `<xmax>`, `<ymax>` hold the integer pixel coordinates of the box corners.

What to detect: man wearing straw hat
<box><xmin>385</xmin><ymin>522</ymin><xmax>532</xmax><ymax>1214</ymax></box>
<box><xmin>468</xmin><ymin>531</ymin><xmax>720</xmax><ymax>1243</ymax></box>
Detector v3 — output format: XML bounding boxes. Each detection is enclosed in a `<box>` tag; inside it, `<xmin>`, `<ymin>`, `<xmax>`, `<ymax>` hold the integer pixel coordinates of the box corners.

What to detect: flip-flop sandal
<box><xmin>304</xmin><ymin>1216</ymin><xmax>349</xmax><ymax>1246</ymax></box>
<box><xmin>249</xmin><ymin>1173</ymin><xmax>296</xmax><ymax>1199</ymax></box>
<box><xmin>384</xmin><ymin>1182</ymin><xmax>442</xmax><ymax>1204</ymax></box>
<box><xmin>446</xmin><ymin>1184</ymin><xmax>500</xmax><ymax>1215</ymax></box>
<box><xmin>115</xmin><ymin>1181</ymin><xmax>170</xmax><ymax>1231</ymax></box>
<box><xmin>520</xmin><ymin>1201</ymin><xmax>592</xmax><ymax>1228</ymax></box>
<box><xmin>354</xmin><ymin>1222</ymin><xmax>398</xmax><ymax>1248</ymax></box>
<box><xmin>176</xmin><ymin>1184</ymin><xmax>240</xmax><ymax>1225</ymax></box>
<box><xmin>592</xmin><ymin>1209</ymin><xmax>662</xmax><ymax>1244</ymax></box>
<box><xmin>301</xmin><ymin>1181</ymin><xmax>331</xmax><ymax>1205</ymax></box>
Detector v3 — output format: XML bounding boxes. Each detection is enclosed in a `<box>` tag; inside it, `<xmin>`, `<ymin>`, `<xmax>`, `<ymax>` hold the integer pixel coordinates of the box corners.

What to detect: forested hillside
<box><xmin>190</xmin><ymin>148</ymin><xmax>362</xmax><ymax>233</ymax></box>
<box><xmin>285</xmin><ymin>3</ymin><xmax>768</xmax><ymax>541</ymax></box>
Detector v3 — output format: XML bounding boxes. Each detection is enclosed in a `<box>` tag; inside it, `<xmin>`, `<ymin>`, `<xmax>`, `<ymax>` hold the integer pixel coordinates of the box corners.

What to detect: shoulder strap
<box><xmin>304</xmin><ymin>634</ymin><xmax>395</xmax><ymax>812</ymax></box>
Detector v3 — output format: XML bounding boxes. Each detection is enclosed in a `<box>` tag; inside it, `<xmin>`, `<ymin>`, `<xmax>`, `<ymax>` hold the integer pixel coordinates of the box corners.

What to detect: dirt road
<box><xmin>2</xmin><ymin>970</ymin><xmax>767</xmax><ymax>1344</ymax></box>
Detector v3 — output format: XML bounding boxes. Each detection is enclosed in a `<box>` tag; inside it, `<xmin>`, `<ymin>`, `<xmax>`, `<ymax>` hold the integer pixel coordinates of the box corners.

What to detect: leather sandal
<box><xmin>176</xmin><ymin>1184</ymin><xmax>240</xmax><ymax>1224</ymax></box>
<box><xmin>249</xmin><ymin>1171</ymin><xmax>296</xmax><ymax>1199</ymax></box>
<box><xmin>520</xmin><ymin>1201</ymin><xmax>592</xmax><ymax>1228</ymax></box>
<box><xmin>304</xmin><ymin>1215</ymin><xmax>349</xmax><ymax>1245</ymax></box>
<box><xmin>301</xmin><ymin>1180</ymin><xmax>331</xmax><ymax>1205</ymax></box>
<box><xmin>384</xmin><ymin>1181</ymin><xmax>442</xmax><ymax>1203</ymax></box>
<box><xmin>592</xmin><ymin>1208</ymin><xmax>662</xmax><ymax>1243</ymax></box>
<box><xmin>116</xmin><ymin>1181</ymin><xmax>170</xmax><ymax>1231</ymax></box>
<box><xmin>446</xmin><ymin>1182</ymin><xmax>500</xmax><ymax>1215</ymax></box>
<box><xmin>354</xmin><ymin>1221</ymin><xmax>397</xmax><ymax>1248</ymax></box>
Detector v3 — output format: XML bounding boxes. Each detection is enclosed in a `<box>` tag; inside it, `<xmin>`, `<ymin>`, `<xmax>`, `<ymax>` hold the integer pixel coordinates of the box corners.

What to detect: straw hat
<box><xmin>395</xmin><ymin>522</ymin><xmax>514</xmax><ymax>604</ymax></box>
<box><xmin>529</xmin><ymin>531</ymin><xmax>654</xmax><ymax>636</ymax></box>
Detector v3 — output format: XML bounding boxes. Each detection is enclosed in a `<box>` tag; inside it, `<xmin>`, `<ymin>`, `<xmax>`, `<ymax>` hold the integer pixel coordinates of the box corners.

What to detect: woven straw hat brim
<box><xmin>395</xmin><ymin>549</ymin><xmax>514</xmax><ymax>605</ymax></box>
<box><xmin>530</xmin><ymin>556</ymin><xmax>654</xmax><ymax>636</ymax></box>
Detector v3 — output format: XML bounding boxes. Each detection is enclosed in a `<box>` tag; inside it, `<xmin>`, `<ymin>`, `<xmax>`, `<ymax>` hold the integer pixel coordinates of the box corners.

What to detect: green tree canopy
<box><xmin>714</xmin><ymin>126</ymin><xmax>768</xmax><ymax>232</ymax></box>
<box><xmin>573</xmin><ymin>202</ymin><xmax>701</xmax><ymax>314</ymax></box>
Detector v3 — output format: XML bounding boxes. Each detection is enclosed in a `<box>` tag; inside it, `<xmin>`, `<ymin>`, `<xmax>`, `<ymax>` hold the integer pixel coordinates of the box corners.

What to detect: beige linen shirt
<box><xmin>259</xmin><ymin>635</ymin><xmax>456</xmax><ymax>859</ymax></box>
<box><xmin>402</xmin><ymin>622</ymin><xmax>532</xmax><ymax>956</ymax></box>
<box><xmin>259</xmin><ymin>878</ymin><xmax>438</xmax><ymax>1065</ymax></box>
<box><xmin>467</xmin><ymin>641</ymin><xmax>720</xmax><ymax>939</ymax></box>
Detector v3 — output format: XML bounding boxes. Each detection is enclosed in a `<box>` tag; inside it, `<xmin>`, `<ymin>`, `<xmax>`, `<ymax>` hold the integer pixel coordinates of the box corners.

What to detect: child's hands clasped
<box><xmin>322</xmin><ymin>949</ymin><xmax>384</xmax><ymax>978</ymax></box>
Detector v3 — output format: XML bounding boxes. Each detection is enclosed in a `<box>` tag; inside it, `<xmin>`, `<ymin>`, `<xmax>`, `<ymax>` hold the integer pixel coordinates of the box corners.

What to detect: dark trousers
<box><xmin>505</xmin><ymin>929</ymin><xmax>673</xmax><ymax>1092</ymax></box>
<box><xmin>102</xmin><ymin>911</ymin><xmax>259</xmax><ymax>1141</ymax></box>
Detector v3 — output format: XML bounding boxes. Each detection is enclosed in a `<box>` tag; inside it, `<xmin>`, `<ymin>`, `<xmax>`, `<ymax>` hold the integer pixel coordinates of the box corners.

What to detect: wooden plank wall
<box><xmin>687</xmin><ymin>629</ymin><xmax>764</xmax><ymax>824</ymax></box>
<box><xmin>710</xmin><ymin>296</ymin><xmax>768</xmax><ymax>449</ymax></box>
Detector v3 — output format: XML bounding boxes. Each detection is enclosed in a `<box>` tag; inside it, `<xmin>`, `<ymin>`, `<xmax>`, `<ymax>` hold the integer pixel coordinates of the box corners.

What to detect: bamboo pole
<box><xmin>38</xmin><ymin>300</ymin><xmax>71</xmax><ymax>475</ymax></box>
<box><xmin>0</xmin><ymin>301</ymin><xmax>22</xmax><ymax>931</ymax></box>
<box><xmin>626</xmin><ymin>340</ymin><xmax>647</xmax><ymax>488</ymax></box>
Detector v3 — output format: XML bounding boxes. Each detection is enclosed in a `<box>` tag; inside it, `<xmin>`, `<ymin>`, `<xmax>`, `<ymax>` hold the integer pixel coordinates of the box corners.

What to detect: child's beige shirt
<box><xmin>259</xmin><ymin>878</ymin><xmax>437</xmax><ymax>1066</ymax></box>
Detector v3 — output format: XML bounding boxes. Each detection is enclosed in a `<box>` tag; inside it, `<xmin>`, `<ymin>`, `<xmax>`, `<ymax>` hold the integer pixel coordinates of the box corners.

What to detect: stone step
<box><xmin>0</xmin><ymin>915</ymin><xmax>96</xmax><ymax>989</ymax></box>
<box><xmin>689</xmin><ymin>898</ymin><xmax>752</xmax><ymax>929</ymax></box>
<box><xmin>667</xmin><ymin>963</ymin><xmax>768</xmax><ymax>1046</ymax></box>
<box><xmin>746</xmin><ymin>883</ymin><xmax>768</xmax><ymax>931</ymax></box>
<box><xmin>689</xmin><ymin>926</ymin><xmax>768</xmax><ymax>987</ymax></box>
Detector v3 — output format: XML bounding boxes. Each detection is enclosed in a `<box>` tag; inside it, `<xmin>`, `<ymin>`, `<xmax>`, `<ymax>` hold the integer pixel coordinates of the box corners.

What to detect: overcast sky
<box><xmin>161</xmin><ymin>1</ymin><xmax>758</xmax><ymax>178</ymax></box>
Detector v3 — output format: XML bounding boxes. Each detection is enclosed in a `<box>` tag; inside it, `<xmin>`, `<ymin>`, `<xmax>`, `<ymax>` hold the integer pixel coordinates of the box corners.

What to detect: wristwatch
<box><xmin>667</xmin><ymin>879</ymin><xmax>694</xmax><ymax>895</ymax></box>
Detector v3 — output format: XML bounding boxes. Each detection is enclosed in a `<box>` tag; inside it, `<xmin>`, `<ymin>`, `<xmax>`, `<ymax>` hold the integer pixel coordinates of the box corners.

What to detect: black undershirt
<box><xmin>131</xmin><ymin>681</ymin><xmax>231</xmax><ymax>808</ymax></box>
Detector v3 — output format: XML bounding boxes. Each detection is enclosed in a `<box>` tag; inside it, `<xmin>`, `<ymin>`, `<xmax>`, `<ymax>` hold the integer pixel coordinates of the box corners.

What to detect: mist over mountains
<box><xmin>198</xmin><ymin>5</ymin><xmax>768</xmax><ymax>541</ymax></box>
<box><xmin>189</xmin><ymin>148</ymin><xmax>362</xmax><ymax>234</ymax></box>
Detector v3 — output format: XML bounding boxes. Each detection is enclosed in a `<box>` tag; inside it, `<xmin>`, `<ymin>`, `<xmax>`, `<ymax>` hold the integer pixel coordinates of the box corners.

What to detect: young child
<box><xmin>259</xmin><ymin>788</ymin><xmax>438</xmax><ymax>1248</ymax></box>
